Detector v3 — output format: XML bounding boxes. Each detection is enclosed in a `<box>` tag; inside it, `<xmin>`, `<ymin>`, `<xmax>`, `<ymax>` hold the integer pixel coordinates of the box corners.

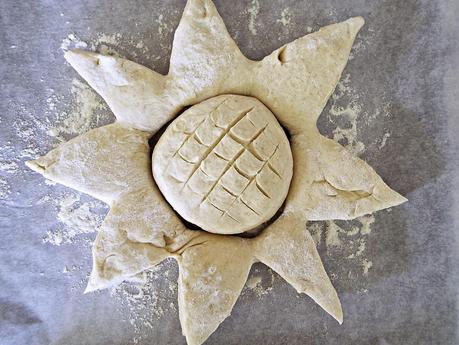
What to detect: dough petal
<box><xmin>253</xmin><ymin>213</ymin><xmax>343</xmax><ymax>323</ymax></box>
<box><xmin>86</xmin><ymin>188</ymin><xmax>196</xmax><ymax>292</ymax></box>
<box><xmin>86</xmin><ymin>215</ymin><xmax>170</xmax><ymax>293</ymax></box>
<box><xmin>64</xmin><ymin>50</ymin><xmax>178</xmax><ymax>132</ymax></box>
<box><xmin>253</xmin><ymin>17</ymin><xmax>364</xmax><ymax>132</ymax></box>
<box><xmin>287</xmin><ymin>133</ymin><xmax>407</xmax><ymax>220</ymax></box>
<box><xmin>103</xmin><ymin>187</ymin><xmax>189</xmax><ymax>247</ymax></box>
<box><xmin>169</xmin><ymin>0</ymin><xmax>252</xmax><ymax>101</ymax></box>
<box><xmin>26</xmin><ymin>123</ymin><xmax>151</xmax><ymax>204</ymax></box>
<box><xmin>177</xmin><ymin>234</ymin><xmax>253</xmax><ymax>345</ymax></box>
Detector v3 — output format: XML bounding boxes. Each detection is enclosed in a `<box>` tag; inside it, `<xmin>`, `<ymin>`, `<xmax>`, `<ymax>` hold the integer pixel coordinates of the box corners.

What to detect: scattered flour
<box><xmin>328</xmin><ymin>73</ymin><xmax>392</xmax><ymax>156</ymax></box>
<box><xmin>348</xmin><ymin>39</ymin><xmax>366</xmax><ymax>61</ymax></box>
<box><xmin>48</xmin><ymin>32</ymin><xmax>157</xmax><ymax>144</ymax></box>
<box><xmin>313</xmin><ymin>214</ymin><xmax>377</xmax><ymax>276</ymax></box>
<box><xmin>47</xmin><ymin>79</ymin><xmax>109</xmax><ymax>141</ymax></box>
<box><xmin>95</xmin><ymin>32</ymin><xmax>121</xmax><ymax>46</ymax></box>
<box><xmin>247</xmin><ymin>0</ymin><xmax>260</xmax><ymax>35</ymax></box>
<box><xmin>328</xmin><ymin>74</ymin><xmax>366</xmax><ymax>156</ymax></box>
<box><xmin>0</xmin><ymin>136</ymin><xmax>19</xmax><ymax>184</ymax></box>
<box><xmin>152</xmin><ymin>11</ymin><xmax>180</xmax><ymax>64</ymax></box>
<box><xmin>246</xmin><ymin>275</ymin><xmax>262</xmax><ymax>289</ymax></box>
<box><xmin>378</xmin><ymin>132</ymin><xmax>391</xmax><ymax>149</ymax></box>
<box><xmin>347</xmin><ymin>238</ymin><xmax>366</xmax><ymax>258</ymax></box>
<box><xmin>326</xmin><ymin>28</ymin><xmax>393</xmax><ymax>156</ymax></box>
<box><xmin>155</xmin><ymin>14</ymin><xmax>168</xmax><ymax>35</ymax></box>
<box><xmin>325</xmin><ymin>221</ymin><xmax>342</xmax><ymax>248</ymax></box>
<box><xmin>359</xmin><ymin>214</ymin><xmax>375</xmax><ymax>235</ymax></box>
<box><xmin>309</xmin><ymin>222</ymin><xmax>324</xmax><ymax>246</ymax></box>
<box><xmin>14</xmin><ymin>75</ymin><xmax>112</xmax><ymax>163</ymax></box>
<box><xmin>0</xmin><ymin>161</ymin><xmax>19</xmax><ymax>174</ymax></box>
<box><xmin>348</xmin><ymin>25</ymin><xmax>375</xmax><ymax>61</ymax></box>
<box><xmin>110</xmin><ymin>265</ymin><xmax>178</xmax><ymax>344</ymax></box>
<box><xmin>13</xmin><ymin>104</ymin><xmax>51</xmax><ymax>159</ymax></box>
<box><xmin>243</xmin><ymin>267</ymin><xmax>275</xmax><ymax>297</ymax></box>
<box><xmin>60</xmin><ymin>31</ymin><xmax>152</xmax><ymax>58</ymax></box>
<box><xmin>43</xmin><ymin>193</ymin><xmax>105</xmax><ymax>246</ymax></box>
<box><xmin>11</xmin><ymin>31</ymin><xmax>153</xmax><ymax>201</ymax></box>
<box><xmin>362</xmin><ymin>259</ymin><xmax>373</xmax><ymax>275</ymax></box>
<box><xmin>62</xmin><ymin>264</ymin><xmax>84</xmax><ymax>276</ymax></box>
<box><xmin>0</xmin><ymin>178</ymin><xmax>10</xmax><ymax>199</ymax></box>
<box><xmin>277</xmin><ymin>8</ymin><xmax>292</xmax><ymax>28</ymax></box>
<box><xmin>94</xmin><ymin>33</ymin><xmax>123</xmax><ymax>55</ymax></box>
<box><xmin>60</xmin><ymin>32</ymin><xmax>88</xmax><ymax>51</ymax></box>
<box><xmin>16</xmin><ymin>32</ymin><xmax>128</xmax><ymax>149</ymax></box>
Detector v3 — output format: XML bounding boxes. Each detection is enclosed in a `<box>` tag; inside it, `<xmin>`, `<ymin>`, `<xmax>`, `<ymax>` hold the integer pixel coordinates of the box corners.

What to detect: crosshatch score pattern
<box><xmin>153</xmin><ymin>94</ymin><xmax>293</xmax><ymax>234</ymax></box>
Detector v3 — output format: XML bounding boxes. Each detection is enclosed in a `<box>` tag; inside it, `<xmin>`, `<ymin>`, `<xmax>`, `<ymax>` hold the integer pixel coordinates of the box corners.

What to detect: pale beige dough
<box><xmin>26</xmin><ymin>1</ymin><xmax>408</xmax><ymax>345</ymax></box>
<box><xmin>153</xmin><ymin>94</ymin><xmax>293</xmax><ymax>234</ymax></box>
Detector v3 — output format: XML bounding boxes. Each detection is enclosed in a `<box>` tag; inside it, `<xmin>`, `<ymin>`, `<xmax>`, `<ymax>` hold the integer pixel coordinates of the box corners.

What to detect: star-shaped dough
<box><xmin>27</xmin><ymin>1</ymin><xmax>407</xmax><ymax>344</ymax></box>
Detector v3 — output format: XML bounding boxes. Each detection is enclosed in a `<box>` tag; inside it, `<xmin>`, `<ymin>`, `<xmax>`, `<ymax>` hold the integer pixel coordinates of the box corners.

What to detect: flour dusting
<box><xmin>14</xmin><ymin>31</ymin><xmax>140</xmax><ymax>151</ymax></box>
<box><xmin>0</xmin><ymin>160</ymin><xmax>19</xmax><ymax>174</ymax></box>
<box><xmin>61</xmin><ymin>32</ymin><xmax>88</xmax><ymax>51</ymax></box>
<box><xmin>155</xmin><ymin>14</ymin><xmax>168</xmax><ymax>35</ymax></box>
<box><xmin>43</xmin><ymin>193</ymin><xmax>105</xmax><ymax>246</ymax></box>
<box><xmin>328</xmin><ymin>74</ymin><xmax>392</xmax><ymax>156</ymax></box>
<box><xmin>111</xmin><ymin>264</ymin><xmax>177</xmax><ymax>344</ymax></box>
<box><xmin>325</xmin><ymin>221</ymin><xmax>342</xmax><ymax>248</ymax></box>
<box><xmin>277</xmin><ymin>8</ymin><xmax>292</xmax><ymax>28</ymax></box>
<box><xmin>60</xmin><ymin>30</ymin><xmax>153</xmax><ymax>59</ymax></box>
<box><xmin>14</xmin><ymin>31</ymin><xmax>150</xmax><ymax>161</ymax></box>
<box><xmin>313</xmin><ymin>214</ymin><xmax>377</xmax><ymax>276</ymax></box>
<box><xmin>328</xmin><ymin>74</ymin><xmax>365</xmax><ymax>156</ymax></box>
<box><xmin>362</xmin><ymin>259</ymin><xmax>373</xmax><ymax>275</ymax></box>
<box><xmin>359</xmin><ymin>214</ymin><xmax>375</xmax><ymax>235</ymax></box>
<box><xmin>243</xmin><ymin>267</ymin><xmax>275</xmax><ymax>297</ymax></box>
<box><xmin>378</xmin><ymin>132</ymin><xmax>391</xmax><ymax>149</ymax></box>
<box><xmin>247</xmin><ymin>0</ymin><xmax>260</xmax><ymax>35</ymax></box>
<box><xmin>309</xmin><ymin>222</ymin><xmax>324</xmax><ymax>246</ymax></box>
<box><xmin>246</xmin><ymin>275</ymin><xmax>262</xmax><ymax>289</ymax></box>
<box><xmin>48</xmin><ymin>79</ymin><xmax>109</xmax><ymax>140</ymax></box>
<box><xmin>0</xmin><ymin>178</ymin><xmax>10</xmax><ymax>199</ymax></box>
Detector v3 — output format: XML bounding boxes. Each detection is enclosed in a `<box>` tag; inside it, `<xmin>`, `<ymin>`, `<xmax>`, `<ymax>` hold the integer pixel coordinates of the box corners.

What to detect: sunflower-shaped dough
<box><xmin>27</xmin><ymin>1</ymin><xmax>407</xmax><ymax>344</ymax></box>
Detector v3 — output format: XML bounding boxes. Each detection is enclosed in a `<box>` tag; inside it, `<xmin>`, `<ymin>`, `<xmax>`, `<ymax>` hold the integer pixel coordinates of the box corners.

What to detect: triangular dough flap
<box><xmin>65</xmin><ymin>50</ymin><xmax>178</xmax><ymax>132</ymax></box>
<box><xmin>287</xmin><ymin>134</ymin><xmax>407</xmax><ymax>220</ymax></box>
<box><xmin>177</xmin><ymin>235</ymin><xmax>253</xmax><ymax>345</ymax></box>
<box><xmin>85</xmin><ymin>212</ymin><xmax>171</xmax><ymax>293</ymax></box>
<box><xmin>26</xmin><ymin>123</ymin><xmax>151</xmax><ymax>204</ymax></box>
<box><xmin>253</xmin><ymin>213</ymin><xmax>343</xmax><ymax>323</ymax></box>
<box><xmin>252</xmin><ymin>17</ymin><xmax>364</xmax><ymax>132</ymax></box>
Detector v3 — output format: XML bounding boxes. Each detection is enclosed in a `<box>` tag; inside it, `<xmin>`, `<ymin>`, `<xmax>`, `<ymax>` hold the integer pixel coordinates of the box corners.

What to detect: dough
<box><xmin>26</xmin><ymin>1</ymin><xmax>408</xmax><ymax>344</ymax></box>
<box><xmin>153</xmin><ymin>94</ymin><xmax>293</xmax><ymax>234</ymax></box>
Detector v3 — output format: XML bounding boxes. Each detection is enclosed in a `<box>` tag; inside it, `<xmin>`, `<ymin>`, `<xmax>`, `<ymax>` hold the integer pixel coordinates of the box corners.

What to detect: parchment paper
<box><xmin>0</xmin><ymin>0</ymin><xmax>458</xmax><ymax>344</ymax></box>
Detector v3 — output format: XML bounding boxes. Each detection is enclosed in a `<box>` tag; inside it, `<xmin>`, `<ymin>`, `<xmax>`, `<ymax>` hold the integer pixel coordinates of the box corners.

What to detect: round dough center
<box><xmin>152</xmin><ymin>95</ymin><xmax>293</xmax><ymax>234</ymax></box>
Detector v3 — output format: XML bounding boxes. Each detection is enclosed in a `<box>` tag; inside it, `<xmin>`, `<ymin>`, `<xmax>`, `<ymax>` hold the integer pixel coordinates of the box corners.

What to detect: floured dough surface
<box><xmin>153</xmin><ymin>95</ymin><xmax>293</xmax><ymax>234</ymax></box>
<box><xmin>26</xmin><ymin>1</ymin><xmax>409</xmax><ymax>343</ymax></box>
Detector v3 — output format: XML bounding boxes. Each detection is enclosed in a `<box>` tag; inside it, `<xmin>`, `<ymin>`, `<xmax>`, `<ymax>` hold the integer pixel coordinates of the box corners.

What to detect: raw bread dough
<box><xmin>26</xmin><ymin>1</ymin><xmax>408</xmax><ymax>345</ymax></box>
<box><xmin>153</xmin><ymin>94</ymin><xmax>293</xmax><ymax>234</ymax></box>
